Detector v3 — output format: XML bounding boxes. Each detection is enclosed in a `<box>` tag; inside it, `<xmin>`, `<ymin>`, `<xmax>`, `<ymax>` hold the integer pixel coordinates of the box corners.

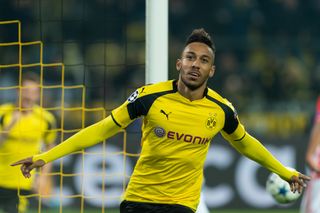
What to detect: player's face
<box><xmin>21</xmin><ymin>80</ymin><xmax>40</xmax><ymax>109</ymax></box>
<box><xmin>176</xmin><ymin>42</ymin><xmax>215</xmax><ymax>90</ymax></box>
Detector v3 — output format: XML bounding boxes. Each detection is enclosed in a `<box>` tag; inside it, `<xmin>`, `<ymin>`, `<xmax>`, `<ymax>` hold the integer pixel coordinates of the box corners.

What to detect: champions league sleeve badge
<box><xmin>127</xmin><ymin>90</ymin><xmax>139</xmax><ymax>103</ymax></box>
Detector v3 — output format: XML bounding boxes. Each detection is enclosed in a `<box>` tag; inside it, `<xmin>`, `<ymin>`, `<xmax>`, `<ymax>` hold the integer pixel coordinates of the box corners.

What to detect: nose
<box><xmin>192</xmin><ymin>58</ymin><xmax>200</xmax><ymax>69</ymax></box>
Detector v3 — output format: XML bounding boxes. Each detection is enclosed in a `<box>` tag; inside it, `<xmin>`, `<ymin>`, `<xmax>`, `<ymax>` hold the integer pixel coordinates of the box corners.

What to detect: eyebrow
<box><xmin>185</xmin><ymin>51</ymin><xmax>211</xmax><ymax>59</ymax></box>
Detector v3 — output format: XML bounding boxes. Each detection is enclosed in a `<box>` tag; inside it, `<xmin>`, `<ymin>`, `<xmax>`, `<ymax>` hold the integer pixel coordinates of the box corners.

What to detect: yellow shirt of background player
<box><xmin>0</xmin><ymin>104</ymin><xmax>56</xmax><ymax>190</ymax></box>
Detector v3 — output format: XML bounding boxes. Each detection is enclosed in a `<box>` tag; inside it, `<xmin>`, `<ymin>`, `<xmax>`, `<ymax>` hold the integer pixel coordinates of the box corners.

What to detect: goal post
<box><xmin>145</xmin><ymin>0</ymin><xmax>169</xmax><ymax>84</ymax></box>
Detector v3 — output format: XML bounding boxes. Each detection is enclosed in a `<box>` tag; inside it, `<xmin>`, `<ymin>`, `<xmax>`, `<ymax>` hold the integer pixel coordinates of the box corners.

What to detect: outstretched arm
<box><xmin>222</xmin><ymin>127</ymin><xmax>310</xmax><ymax>193</ymax></box>
<box><xmin>11</xmin><ymin>115</ymin><xmax>122</xmax><ymax>177</ymax></box>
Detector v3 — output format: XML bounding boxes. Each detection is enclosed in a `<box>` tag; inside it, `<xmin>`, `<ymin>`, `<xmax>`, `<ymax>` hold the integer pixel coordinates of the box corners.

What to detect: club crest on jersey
<box><xmin>205</xmin><ymin>113</ymin><xmax>217</xmax><ymax>130</ymax></box>
<box><xmin>127</xmin><ymin>90</ymin><xmax>139</xmax><ymax>103</ymax></box>
<box><xmin>154</xmin><ymin>126</ymin><xmax>166</xmax><ymax>138</ymax></box>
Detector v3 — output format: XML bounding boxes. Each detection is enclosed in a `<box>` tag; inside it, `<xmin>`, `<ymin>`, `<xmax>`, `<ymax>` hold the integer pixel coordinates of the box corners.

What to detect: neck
<box><xmin>15</xmin><ymin>102</ymin><xmax>34</xmax><ymax>115</ymax></box>
<box><xmin>176</xmin><ymin>80</ymin><xmax>207</xmax><ymax>101</ymax></box>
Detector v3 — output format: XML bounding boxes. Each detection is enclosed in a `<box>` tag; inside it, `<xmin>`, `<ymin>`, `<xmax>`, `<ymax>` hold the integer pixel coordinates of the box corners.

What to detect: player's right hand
<box><xmin>11</xmin><ymin>157</ymin><xmax>45</xmax><ymax>178</ymax></box>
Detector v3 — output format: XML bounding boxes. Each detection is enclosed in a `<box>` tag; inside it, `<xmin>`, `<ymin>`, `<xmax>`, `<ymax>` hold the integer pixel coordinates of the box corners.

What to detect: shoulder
<box><xmin>139</xmin><ymin>80</ymin><xmax>175</xmax><ymax>96</ymax></box>
<box><xmin>0</xmin><ymin>104</ymin><xmax>15</xmax><ymax>114</ymax></box>
<box><xmin>206</xmin><ymin>89</ymin><xmax>240</xmax><ymax>134</ymax></box>
<box><xmin>122</xmin><ymin>80</ymin><xmax>176</xmax><ymax>119</ymax></box>
<box><xmin>0</xmin><ymin>103</ymin><xmax>15</xmax><ymax>110</ymax></box>
<box><xmin>127</xmin><ymin>80</ymin><xmax>175</xmax><ymax>102</ymax></box>
<box><xmin>33</xmin><ymin>106</ymin><xmax>56</xmax><ymax>123</ymax></box>
<box><xmin>206</xmin><ymin>89</ymin><xmax>235</xmax><ymax>110</ymax></box>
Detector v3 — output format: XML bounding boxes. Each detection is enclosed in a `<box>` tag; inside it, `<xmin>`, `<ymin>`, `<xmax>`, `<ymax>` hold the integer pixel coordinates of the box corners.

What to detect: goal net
<box><xmin>0</xmin><ymin>0</ymin><xmax>144</xmax><ymax>211</ymax></box>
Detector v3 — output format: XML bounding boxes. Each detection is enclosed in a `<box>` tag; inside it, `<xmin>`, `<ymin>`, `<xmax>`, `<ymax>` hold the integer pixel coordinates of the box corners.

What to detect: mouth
<box><xmin>187</xmin><ymin>71</ymin><xmax>201</xmax><ymax>79</ymax></box>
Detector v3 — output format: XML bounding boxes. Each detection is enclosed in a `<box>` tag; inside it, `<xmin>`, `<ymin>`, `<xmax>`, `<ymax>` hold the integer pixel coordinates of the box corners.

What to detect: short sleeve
<box><xmin>111</xmin><ymin>87</ymin><xmax>146</xmax><ymax>128</ymax></box>
<box><xmin>220</xmin><ymin>99</ymin><xmax>246</xmax><ymax>141</ymax></box>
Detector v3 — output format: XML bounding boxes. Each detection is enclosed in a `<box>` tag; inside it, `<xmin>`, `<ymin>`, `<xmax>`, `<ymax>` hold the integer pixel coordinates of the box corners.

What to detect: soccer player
<box><xmin>300</xmin><ymin>96</ymin><xmax>320</xmax><ymax>213</ymax></box>
<box><xmin>12</xmin><ymin>29</ymin><xmax>310</xmax><ymax>213</ymax></box>
<box><xmin>0</xmin><ymin>72</ymin><xmax>57</xmax><ymax>213</ymax></box>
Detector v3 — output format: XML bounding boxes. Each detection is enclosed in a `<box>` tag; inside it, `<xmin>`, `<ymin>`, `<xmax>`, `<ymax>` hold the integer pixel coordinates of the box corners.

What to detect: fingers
<box><xmin>11</xmin><ymin>157</ymin><xmax>45</xmax><ymax>179</ymax></box>
<box><xmin>20</xmin><ymin>163</ymin><xmax>33</xmax><ymax>178</ymax></box>
<box><xmin>11</xmin><ymin>157</ymin><xmax>34</xmax><ymax>178</ymax></box>
<box><xmin>289</xmin><ymin>178</ymin><xmax>301</xmax><ymax>193</ymax></box>
<box><xmin>290</xmin><ymin>181</ymin><xmax>295</xmax><ymax>193</ymax></box>
<box><xmin>295</xmin><ymin>179</ymin><xmax>303</xmax><ymax>193</ymax></box>
<box><xmin>290</xmin><ymin>173</ymin><xmax>311</xmax><ymax>194</ymax></box>
<box><xmin>10</xmin><ymin>157</ymin><xmax>33</xmax><ymax>166</ymax></box>
<box><xmin>299</xmin><ymin>173</ymin><xmax>311</xmax><ymax>182</ymax></box>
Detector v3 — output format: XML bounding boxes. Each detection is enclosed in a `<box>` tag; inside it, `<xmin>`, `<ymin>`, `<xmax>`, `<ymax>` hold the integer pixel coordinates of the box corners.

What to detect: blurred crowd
<box><xmin>170</xmin><ymin>0</ymin><xmax>320</xmax><ymax>112</ymax></box>
<box><xmin>1</xmin><ymin>0</ymin><xmax>319</xmax><ymax>136</ymax></box>
<box><xmin>0</xmin><ymin>0</ymin><xmax>146</xmax><ymax>110</ymax></box>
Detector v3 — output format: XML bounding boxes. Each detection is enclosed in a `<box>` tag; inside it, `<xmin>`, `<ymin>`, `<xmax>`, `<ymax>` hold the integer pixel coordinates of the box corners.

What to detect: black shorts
<box><xmin>120</xmin><ymin>200</ymin><xmax>194</xmax><ymax>213</ymax></box>
<box><xmin>0</xmin><ymin>187</ymin><xmax>30</xmax><ymax>213</ymax></box>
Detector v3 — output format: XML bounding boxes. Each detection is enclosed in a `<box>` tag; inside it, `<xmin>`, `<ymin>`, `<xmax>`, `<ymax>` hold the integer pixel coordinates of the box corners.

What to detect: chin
<box><xmin>185</xmin><ymin>82</ymin><xmax>202</xmax><ymax>90</ymax></box>
<box><xmin>186</xmin><ymin>80</ymin><xmax>205</xmax><ymax>90</ymax></box>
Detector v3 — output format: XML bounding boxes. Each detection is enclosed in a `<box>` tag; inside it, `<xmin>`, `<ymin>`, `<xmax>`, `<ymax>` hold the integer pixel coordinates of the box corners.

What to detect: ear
<box><xmin>176</xmin><ymin>59</ymin><xmax>182</xmax><ymax>71</ymax></box>
<box><xmin>209</xmin><ymin>65</ymin><xmax>215</xmax><ymax>78</ymax></box>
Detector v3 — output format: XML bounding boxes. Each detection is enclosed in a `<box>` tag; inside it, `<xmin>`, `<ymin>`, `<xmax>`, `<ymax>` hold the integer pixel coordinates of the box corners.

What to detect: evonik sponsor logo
<box><xmin>167</xmin><ymin>130</ymin><xmax>211</xmax><ymax>145</ymax></box>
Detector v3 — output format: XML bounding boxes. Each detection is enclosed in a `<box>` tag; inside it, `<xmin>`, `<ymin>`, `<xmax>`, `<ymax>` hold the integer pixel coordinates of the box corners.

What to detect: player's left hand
<box><xmin>289</xmin><ymin>173</ymin><xmax>311</xmax><ymax>193</ymax></box>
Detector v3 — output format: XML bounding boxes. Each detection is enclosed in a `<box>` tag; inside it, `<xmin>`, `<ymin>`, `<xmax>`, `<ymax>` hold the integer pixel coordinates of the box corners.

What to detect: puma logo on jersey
<box><xmin>160</xmin><ymin>109</ymin><xmax>171</xmax><ymax>120</ymax></box>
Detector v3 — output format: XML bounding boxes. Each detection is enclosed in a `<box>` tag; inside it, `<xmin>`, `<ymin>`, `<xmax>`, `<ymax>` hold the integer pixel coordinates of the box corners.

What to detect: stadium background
<box><xmin>0</xmin><ymin>0</ymin><xmax>319</xmax><ymax>212</ymax></box>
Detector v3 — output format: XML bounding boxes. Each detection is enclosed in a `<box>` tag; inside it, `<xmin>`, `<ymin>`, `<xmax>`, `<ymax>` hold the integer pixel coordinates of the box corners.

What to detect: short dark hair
<box><xmin>185</xmin><ymin>28</ymin><xmax>216</xmax><ymax>53</ymax></box>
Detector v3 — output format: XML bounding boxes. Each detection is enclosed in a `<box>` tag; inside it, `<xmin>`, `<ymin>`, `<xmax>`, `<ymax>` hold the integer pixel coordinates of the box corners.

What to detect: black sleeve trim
<box><xmin>206</xmin><ymin>95</ymin><xmax>239</xmax><ymax>134</ymax></box>
<box><xmin>234</xmin><ymin>132</ymin><xmax>246</xmax><ymax>141</ymax></box>
<box><xmin>111</xmin><ymin>113</ymin><xmax>122</xmax><ymax>127</ymax></box>
<box><xmin>127</xmin><ymin>90</ymin><xmax>175</xmax><ymax>120</ymax></box>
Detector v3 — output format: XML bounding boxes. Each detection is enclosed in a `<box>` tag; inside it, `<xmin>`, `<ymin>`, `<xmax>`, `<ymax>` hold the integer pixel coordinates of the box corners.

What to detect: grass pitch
<box><xmin>27</xmin><ymin>208</ymin><xmax>299</xmax><ymax>213</ymax></box>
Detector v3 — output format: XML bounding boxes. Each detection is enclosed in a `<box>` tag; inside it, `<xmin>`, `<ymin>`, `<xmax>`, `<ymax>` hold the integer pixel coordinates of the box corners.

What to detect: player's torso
<box><xmin>126</xmin><ymin>88</ymin><xmax>227</xmax><ymax>207</ymax></box>
<box><xmin>0</xmin><ymin>105</ymin><xmax>52</xmax><ymax>188</ymax></box>
<box><xmin>140</xmin><ymin>92</ymin><xmax>225</xmax><ymax>159</ymax></box>
<box><xmin>0</xmin><ymin>106</ymin><xmax>50</xmax><ymax>166</ymax></box>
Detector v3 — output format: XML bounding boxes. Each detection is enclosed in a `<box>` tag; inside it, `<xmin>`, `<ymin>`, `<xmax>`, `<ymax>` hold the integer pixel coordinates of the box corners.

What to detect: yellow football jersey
<box><xmin>112</xmin><ymin>80</ymin><xmax>245</xmax><ymax>211</ymax></box>
<box><xmin>29</xmin><ymin>80</ymin><xmax>298</xmax><ymax>211</ymax></box>
<box><xmin>0</xmin><ymin>104</ymin><xmax>57</xmax><ymax>190</ymax></box>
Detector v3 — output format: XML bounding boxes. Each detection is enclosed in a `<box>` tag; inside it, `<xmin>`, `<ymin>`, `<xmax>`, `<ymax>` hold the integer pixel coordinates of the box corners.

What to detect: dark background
<box><xmin>1</xmin><ymin>0</ymin><xmax>319</xmax><ymax>210</ymax></box>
